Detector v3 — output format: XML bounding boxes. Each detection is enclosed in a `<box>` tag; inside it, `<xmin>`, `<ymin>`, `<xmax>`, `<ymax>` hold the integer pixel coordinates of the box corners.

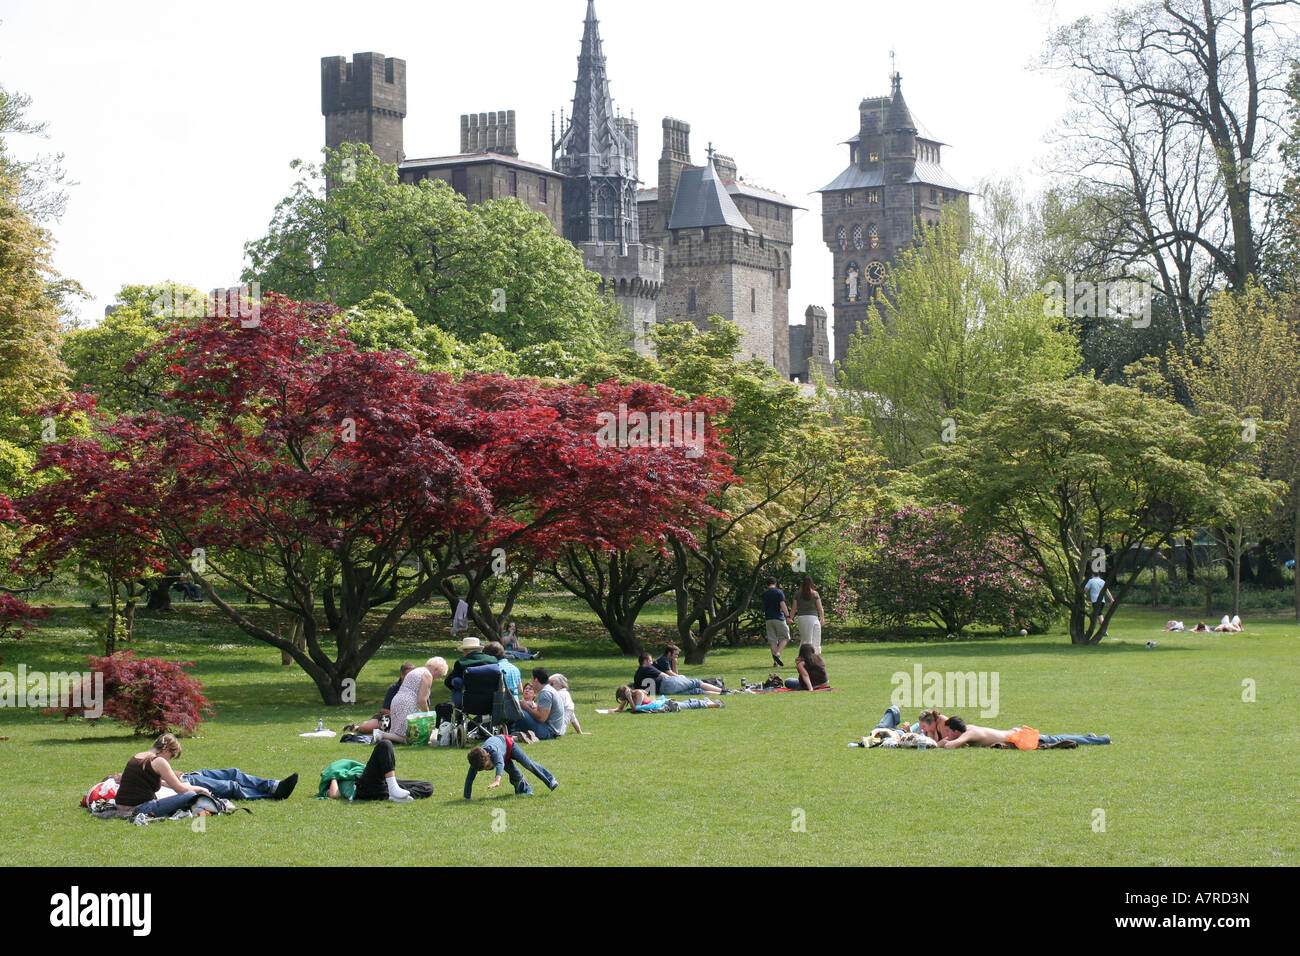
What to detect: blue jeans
<box><xmin>1038</xmin><ymin>733</ymin><xmax>1111</xmax><ymax>745</ymax></box>
<box><xmin>875</xmin><ymin>705</ymin><xmax>902</xmax><ymax>730</ymax></box>
<box><xmin>514</xmin><ymin>712</ymin><xmax>558</xmax><ymax>739</ymax></box>
<box><xmin>131</xmin><ymin>790</ymin><xmax>201</xmax><ymax>819</ymax></box>
<box><xmin>504</xmin><ymin>649</ymin><xmax>533</xmax><ymax>660</ymax></box>
<box><xmin>506</xmin><ymin>743</ymin><xmax>557</xmax><ymax>795</ymax></box>
<box><xmin>183</xmin><ymin>768</ymin><xmax>277</xmax><ymax>800</ymax></box>
<box><xmin>660</xmin><ymin>675</ymin><xmax>704</xmax><ymax>695</ymax></box>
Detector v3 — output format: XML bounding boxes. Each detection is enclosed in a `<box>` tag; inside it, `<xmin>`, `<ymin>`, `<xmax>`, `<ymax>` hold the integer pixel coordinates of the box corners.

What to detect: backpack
<box><xmin>192</xmin><ymin>794</ymin><xmax>251</xmax><ymax>817</ymax></box>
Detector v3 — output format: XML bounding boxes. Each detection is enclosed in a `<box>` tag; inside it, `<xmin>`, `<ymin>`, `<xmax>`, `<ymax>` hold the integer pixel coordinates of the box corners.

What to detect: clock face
<box><xmin>866</xmin><ymin>260</ymin><xmax>887</xmax><ymax>286</ymax></box>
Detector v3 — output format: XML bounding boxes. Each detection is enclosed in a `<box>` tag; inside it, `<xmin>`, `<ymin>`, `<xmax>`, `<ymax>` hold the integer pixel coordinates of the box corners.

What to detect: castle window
<box><xmin>853</xmin><ymin>225</ymin><xmax>864</xmax><ymax>250</ymax></box>
<box><xmin>597</xmin><ymin>187</ymin><xmax>616</xmax><ymax>242</ymax></box>
<box><xmin>751</xmin><ymin>288</ymin><xmax>756</xmax><ymax>312</ymax></box>
<box><xmin>508</xmin><ymin>169</ymin><xmax>518</xmax><ymax>198</ymax></box>
<box><xmin>841</xmin><ymin>193</ymin><xmax>853</xmax><ymax>208</ymax></box>
<box><xmin>869</xmin><ymin>151</ymin><xmax>879</xmax><ymax>163</ymax></box>
<box><xmin>451</xmin><ymin>168</ymin><xmax>468</xmax><ymax>196</ymax></box>
<box><xmin>539</xmin><ymin>177</ymin><xmax>548</xmax><ymax>204</ymax></box>
<box><xmin>931</xmin><ymin>189</ymin><xmax>938</xmax><ymax>202</ymax></box>
<box><xmin>774</xmin><ymin>206</ymin><xmax>781</xmax><ymax>222</ymax></box>
<box><xmin>837</xmin><ymin>226</ymin><xmax>847</xmax><ymax>251</ymax></box>
<box><xmin>688</xmin><ymin>288</ymin><xmax>697</xmax><ymax>314</ymax></box>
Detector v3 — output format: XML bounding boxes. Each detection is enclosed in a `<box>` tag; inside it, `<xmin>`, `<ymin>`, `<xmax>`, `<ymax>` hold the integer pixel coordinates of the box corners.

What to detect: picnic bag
<box><xmin>405</xmin><ymin>710</ymin><xmax>440</xmax><ymax>746</ymax></box>
<box><xmin>493</xmin><ymin>671</ymin><xmax>524</xmax><ymax>725</ymax></box>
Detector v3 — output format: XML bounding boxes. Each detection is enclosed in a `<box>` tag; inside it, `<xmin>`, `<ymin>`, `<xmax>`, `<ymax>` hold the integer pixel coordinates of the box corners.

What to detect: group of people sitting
<box><xmin>1165</xmin><ymin>615</ymin><xmax>1244</xmax><ymax>632</ymax></box>
<box><xmin>863</xmin><ymin>706</ymin><xmax>1111</xmax><ymax>750</ymax></box>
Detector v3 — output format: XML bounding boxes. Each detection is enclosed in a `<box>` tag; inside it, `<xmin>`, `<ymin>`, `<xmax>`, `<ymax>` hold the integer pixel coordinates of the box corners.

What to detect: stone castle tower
<box><xmin>638</xmin><ymin>120</ymin><xmax>796</xmax><ymax>377</ymax></box>
<box><xmin>817</xmin><ymin>72</ymin><xmax>969</xmax><ymax>365</ymax></box>
<box><xmin>553</xmin><ymin>1</ymin><xmax>662</xmax><ymax>353</ymax></box>
<box><xmin>321</xmin><ymin>53</ymin><xmax>407</xmax><ymax>165</ymax></box>
<box><xmin>790</xmin><ymin>306</ymin><xmax>834</xmax><ymax>383</ymax></box>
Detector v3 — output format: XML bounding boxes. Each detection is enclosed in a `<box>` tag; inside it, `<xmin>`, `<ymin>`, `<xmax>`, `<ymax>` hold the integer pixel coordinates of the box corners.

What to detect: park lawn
<box><xmin>0</xmin><ymin>603</ymin><xmax>1296</xmax><ymax>867</ymax></box>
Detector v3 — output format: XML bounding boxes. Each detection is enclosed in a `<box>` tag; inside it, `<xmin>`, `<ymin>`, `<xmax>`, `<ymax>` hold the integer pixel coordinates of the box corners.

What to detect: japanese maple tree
<box><xmin>17</xmin><ymin>296</ymin><xmax>729</xmax><ymax>703</ymax></box>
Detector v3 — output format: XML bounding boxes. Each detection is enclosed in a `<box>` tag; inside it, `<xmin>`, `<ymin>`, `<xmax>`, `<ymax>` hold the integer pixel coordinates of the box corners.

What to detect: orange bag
<box><xmin>1007</xmin><ymin>726</ymin><xmax>1040</xmax><ymax>750</ymax></box>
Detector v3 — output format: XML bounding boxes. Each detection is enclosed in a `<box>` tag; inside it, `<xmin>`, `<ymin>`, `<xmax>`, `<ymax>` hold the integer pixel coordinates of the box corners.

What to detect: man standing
<box><xmin>1084</xmin><ymin>570</ymin><xmax>1114</xmax><ymax>637</ymax></box>
<box><xmin>762</xmin><ymin>578</ymin><xmax>793</xmax><ymax>667</ymax></box>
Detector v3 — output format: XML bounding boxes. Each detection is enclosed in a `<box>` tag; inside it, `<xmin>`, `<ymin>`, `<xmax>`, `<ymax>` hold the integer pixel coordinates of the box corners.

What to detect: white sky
<box><xmin>3</xmin><ymin>0</ymin><xmax>1123</xmax><ymax>347</ymax></box>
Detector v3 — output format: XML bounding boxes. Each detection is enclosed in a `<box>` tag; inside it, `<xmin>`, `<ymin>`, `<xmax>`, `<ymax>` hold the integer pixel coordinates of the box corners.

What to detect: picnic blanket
<box><xmin>747</xmin><ymin>685</ymin><xmax>836</xmax><ymax>694</ymax></box>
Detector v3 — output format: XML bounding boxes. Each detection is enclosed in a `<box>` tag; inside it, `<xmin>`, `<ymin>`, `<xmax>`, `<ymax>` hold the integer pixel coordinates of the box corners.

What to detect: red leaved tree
<box><xmin>19</xmin><ymin>396</ymin><xmax>171</xmax><ymax>653</ymax></box>
<box><xmin>18</xmin><ymin>296</ymin><xmax>728</xmax><ymax>703</ymax></box>
<box><xmin>50</xmin><ymin>652</ymin><xmax>213</xmax><ymax>735</ymax></box>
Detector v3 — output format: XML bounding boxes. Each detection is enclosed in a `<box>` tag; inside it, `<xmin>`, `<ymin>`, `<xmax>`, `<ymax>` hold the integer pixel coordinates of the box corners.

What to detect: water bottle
<box><xmin>316</xmin><ymin>717</ymin><xmax>324</xmax><ymax>732</ymax></box>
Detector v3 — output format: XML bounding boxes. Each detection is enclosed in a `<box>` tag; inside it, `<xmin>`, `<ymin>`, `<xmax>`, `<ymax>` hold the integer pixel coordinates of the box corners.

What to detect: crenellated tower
<box><xmin>321</xmin><ymin>53</ymin><xmax>407</xmax><ymax>166</ymax></box>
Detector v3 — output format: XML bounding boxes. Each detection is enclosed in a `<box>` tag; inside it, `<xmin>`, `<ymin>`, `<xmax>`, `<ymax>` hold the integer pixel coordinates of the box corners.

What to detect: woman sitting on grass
<box><xmin>613</xmin><ymin>685</ymin><xmax>723</xmax><ymax>713</ymax></box>
<box><xmin>377</xmin><ymin>656</ymin><xmax>448</xmax><ymax>745</ymax></box>
<box><xmin>549</xmin><ymin>673</ymin><xmax>590</xmax><ymax>734</ymax></box>
<box><xmin>783</xmin><ymin>643</ymin><xmax>829</xmax><ymax>691</ymax></box>
<box><xmin>115</xmin><ymin>733</ymin><xmax>213</xmax><ymax>823</ymax></box>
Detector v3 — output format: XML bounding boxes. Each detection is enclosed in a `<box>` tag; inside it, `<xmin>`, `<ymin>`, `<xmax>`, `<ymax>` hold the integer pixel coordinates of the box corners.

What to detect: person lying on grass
<box><xmin>613</xmin><ymin>685</ymin><xmax>724</xmax><ymax>712</ymax></box>
<box><xmin>464</xmin><ymin>734</ymin><xmax>559</xmax><ymax>798</ymax></box>
<box><xmin>114</xmin><ymin>733</ymin><xmax>216</xmax><ymax>822</ymax></box>
<box><xmin>318</xmin><ymin>740</ymin><xmax>432</xmax><ymax>802</ymax></box>
<box><xmin>343</xmin><ymin>662</ymin><xmax>415</xmax><ymax>735</ymax></box>
<box><xmin>868</xmin><ymin>706</ymin><xmax>961</xmax><ymax>744</ymax></box>
<box><xmin>652</xmin><ymin>645</ymin><xmax>726</xmax><ymax>694</ymax></box>
<box><xmin>86</xmin><ymin>765</ymin><xmax>298</xmax><ymax>806</ymax></box>
<box><xmin>632</xmin><ymin>652</ymin><xmax>723</xmax><ymax>698</ymax></box>
<box><xmin>937</xmin><ymin>718</ymin><xmax>1110</xmax><ymax>750</ymax></box>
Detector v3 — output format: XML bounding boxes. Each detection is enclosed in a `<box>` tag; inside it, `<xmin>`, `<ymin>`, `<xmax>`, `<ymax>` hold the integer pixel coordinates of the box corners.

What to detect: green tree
<box><xmin>1160</xmin><ymin>280</ymin><xmax>1300</xmax><ymax>616</ymax></box>
<box><xmin>911</xmin><ymin>377</ymin><xmax>1279</xmax><ymax>644</ymax></box>
<box><xmin>243</xmin><ymin>145</ymin><xmax>623</xmax><ymax>361</ymax></box>
<box><xmin>839</xmin><ymin>211</ymin><xmax>1079</xmax><ymax>467</ymax></box>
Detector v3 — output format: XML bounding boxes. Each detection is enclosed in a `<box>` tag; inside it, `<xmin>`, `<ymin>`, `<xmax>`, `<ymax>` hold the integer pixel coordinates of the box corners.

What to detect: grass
<box><xmin>1</xmin><ymin>601</ymin><xmax>1297</xmax><ymax>866</ymax></box>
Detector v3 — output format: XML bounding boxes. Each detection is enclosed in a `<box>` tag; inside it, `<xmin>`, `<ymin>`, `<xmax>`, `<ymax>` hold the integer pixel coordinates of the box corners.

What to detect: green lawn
<box><xmin>1</xmin><ymin>602</ymin><xmax>1296</xmax><ymax>866</ymax></box>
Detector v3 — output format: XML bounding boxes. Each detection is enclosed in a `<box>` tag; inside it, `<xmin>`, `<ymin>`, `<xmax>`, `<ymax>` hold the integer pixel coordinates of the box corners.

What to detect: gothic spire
<box><xmin>556</xmin><ymin>0</ymin><xmax>633</xmax><ymax>179</ymax></box>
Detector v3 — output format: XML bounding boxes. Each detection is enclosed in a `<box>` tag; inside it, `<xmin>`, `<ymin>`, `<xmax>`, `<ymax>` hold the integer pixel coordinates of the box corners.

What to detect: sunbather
<box><xmin>613</xmin><ymin>685</ymin><xmax>723</xmax><ymax>712</ymax></box>
<box><xmin>939</xmin><ymin>718</ymin><xmax>1110</xmax><ymax>749</ymax></box>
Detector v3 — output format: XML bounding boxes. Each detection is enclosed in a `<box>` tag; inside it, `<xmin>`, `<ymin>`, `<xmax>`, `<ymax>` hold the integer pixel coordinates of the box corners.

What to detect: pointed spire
<box><xmin>887</xmin><ymin>71</ymin><xmax>916</xmax><ymax>132</ymax></box>
<box><xmin>556</xmin><ymin>0</ymin><xmax>633</xmax><ymax>177</ymax></box>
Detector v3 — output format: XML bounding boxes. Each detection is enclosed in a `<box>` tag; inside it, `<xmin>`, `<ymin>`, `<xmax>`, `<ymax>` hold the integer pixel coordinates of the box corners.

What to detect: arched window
<box><xmin>853</xmin><ymin>225</ymin><xmax>864</xmax><ymax>250</ymax></box>
<box><xmin>837</xmin><ymin>226</ymin><xmax>847</xmax><ymax>251</ymax></box>
<box><xmin>597</xmin><ymin>187</ymin><xmax>616</xmax><ymax>242</ymax></box>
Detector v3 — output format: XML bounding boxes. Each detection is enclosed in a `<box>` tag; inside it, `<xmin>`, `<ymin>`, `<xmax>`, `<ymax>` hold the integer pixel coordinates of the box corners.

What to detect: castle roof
<box><xmin>639</xmin><ymin>180</ymin><xmax>802</xmax><ymax>209</ymax></box>
<box><xmin>815</xmin><ymin>161</ymin><xmax>968</xmax><ymax>194</ymax></box>
<box><xmin>886</xmin><ymin>74</ymin><xmax>916</xmax><ymax>132</ymax></box>
<box><xmin>401</xmin><ymin>152</ymin><xmax>561</xmax><ymax>175</ymax></box>
<box><xmin>667</xmin><ymin>157</ymin><xmax>753</xmax><ymax>230</ymax></box>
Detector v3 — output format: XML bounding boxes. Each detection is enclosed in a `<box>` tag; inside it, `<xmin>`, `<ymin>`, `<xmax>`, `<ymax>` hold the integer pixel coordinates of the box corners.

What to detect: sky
<box><xmin>2</xmin><ymin>0</ymin><xmax>1124</xmax><ymax>346</ymax></box>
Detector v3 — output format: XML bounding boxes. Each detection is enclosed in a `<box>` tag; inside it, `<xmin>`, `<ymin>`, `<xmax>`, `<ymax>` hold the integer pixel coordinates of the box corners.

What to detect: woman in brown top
<box><xmin>117</xmin><ymin>733</ymin><xmax>212</xmax><ymax>821</ymax></box>
<box><xmin>784</xmin><ymin>643</ymin><xmax>828</xmax><ymax>691</ymax></box>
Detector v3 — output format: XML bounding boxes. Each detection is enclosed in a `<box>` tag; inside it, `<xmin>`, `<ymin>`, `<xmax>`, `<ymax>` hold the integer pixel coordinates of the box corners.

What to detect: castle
<box><xmin>320</xmin><ymin>2</ymin><xmax>964</xmax><ymax>381</ymax></box>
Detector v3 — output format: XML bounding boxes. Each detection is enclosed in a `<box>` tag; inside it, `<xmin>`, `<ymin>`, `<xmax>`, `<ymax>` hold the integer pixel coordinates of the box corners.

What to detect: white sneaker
<box><xmin>389</xmin><ymin>790</ymin><xmax>413</xmax><ymax>802</ymax></box>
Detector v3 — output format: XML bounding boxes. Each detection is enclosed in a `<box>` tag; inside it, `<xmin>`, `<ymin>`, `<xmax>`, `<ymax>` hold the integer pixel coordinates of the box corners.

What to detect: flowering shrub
<box><xmin>835</xmin><ymin>503</ymin><xmax>1057</xmax><ymax>635</ymax></box>
<box><xmin>0</xmin><ymin>594</ymin><xmax>49</xmax><ymax>663</ymax></box>
<box><xmin>58</xmin><ymin>652</ymin><xmax>213</xmax><ymax>735</ymax></box>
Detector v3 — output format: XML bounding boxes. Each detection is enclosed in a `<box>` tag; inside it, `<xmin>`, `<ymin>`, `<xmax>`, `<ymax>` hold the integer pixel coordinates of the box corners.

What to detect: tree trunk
<box><xmin>124</xmin><ymin>579</ymin><xmax>139</xmax><ymax>642</ymax></box>
<box><xmin>1294</xmin><ymin>501</ymin><xmax>1299</xmax><ymax>622</ymax></box>
<box><xmin>145</xmin><ymin>574</ymin><xmax>176</xmax><ymax>611</ymax></box>
<box><xmin>1068</xmin><ymin>603</ymin><xmax>1090</xmax><ymax>645</ymax></box>
<box><xmin>280</xmin><ymin>619</ymin><xmax>304</xmax><ymax>665</ymax></box>
<box><xmin>105</xmin><ymin>574</ymin><xmax>119</xmax><ymax>656</ymax></box>
<box><xmin>1232</xmin><ymin>523</ymin><xmax>1243</xmax><ymax>620</ymax></box>
<box><xmin>1151</xmin><ymin>556</ymin><xmax>1160</xmax><ymax>607</ymax></box>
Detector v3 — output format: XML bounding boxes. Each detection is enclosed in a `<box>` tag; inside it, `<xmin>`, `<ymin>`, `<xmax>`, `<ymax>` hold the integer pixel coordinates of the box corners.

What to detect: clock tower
<box><xmin>817</xmin><ymin>71</ymin><xmax>969</xmax><ymax>367</ymax></box>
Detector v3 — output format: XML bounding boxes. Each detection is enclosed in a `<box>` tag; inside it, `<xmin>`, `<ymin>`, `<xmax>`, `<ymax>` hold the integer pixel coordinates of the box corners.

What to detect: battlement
<box><xmin>321</xmin><ymin>53</ymin><xmax>407</xmax><ymax>117</ymax></box>
<box><xmin>461</xmin><ymin>110</ymin><xmax>518</xmax><ymax>156</ymax></box>
<box><xmin>661</xmin><ymin>117</ymin><xmax>691</xmax><ymax>162</ymax></box>
<box><xmin>712</xmin><ymin>153</ymin><xmax>738</xmax><ymax>183</ymax></box>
